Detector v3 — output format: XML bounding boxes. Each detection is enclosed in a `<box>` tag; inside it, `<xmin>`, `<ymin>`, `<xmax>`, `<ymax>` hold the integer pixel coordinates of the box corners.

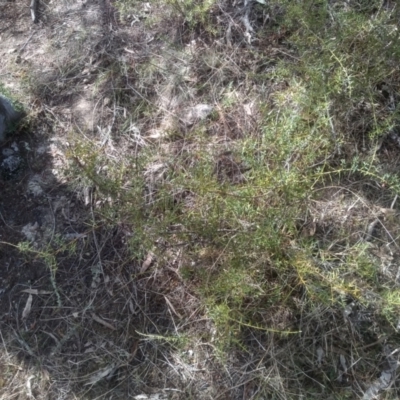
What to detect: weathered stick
<box><xmin>30</xmin><ymin>0</ymin><xmax>38</xmax><ymax>23</ymax></box>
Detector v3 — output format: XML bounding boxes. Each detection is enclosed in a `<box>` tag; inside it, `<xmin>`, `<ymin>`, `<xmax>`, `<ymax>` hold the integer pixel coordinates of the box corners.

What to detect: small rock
<box><xmin>1</xmin><ymin>154</ymin><xmax>23</xmax><ymax>179</ymax></box>
<box><xmin>2</xmin><ymin>148</ymin><xmax>14</xmax><ymax>157</ymax></box>
<box><xmin>11</xmin><ymin>142</ymin><xmax>19</xmax><ymax>152</ymax></box>
<box><xmin>27</xmin><ymin>175</ymin><xmax>44</xmax><ymax>197</ymax></box>
<box><xmin>21</xmin><ymin>222</ymin><xmax>39</xmax><ymax>242</ymax></box>
<box><xmin>0</xmin><ymin>95</ymin><xmax>26</xmax><ymax>143</ymax></box>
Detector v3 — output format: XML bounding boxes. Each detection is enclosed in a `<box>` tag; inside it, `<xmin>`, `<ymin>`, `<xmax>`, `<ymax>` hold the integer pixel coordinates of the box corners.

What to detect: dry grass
<box><xmin>1</xmin><ymin>0</ymin><xmax>400</xmax><ymax>399</ymax></box>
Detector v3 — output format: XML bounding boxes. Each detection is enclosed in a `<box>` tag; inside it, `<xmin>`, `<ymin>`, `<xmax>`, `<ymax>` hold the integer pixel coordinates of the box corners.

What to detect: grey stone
<box><xmin>1</xmin><ymin>154</ymin><xmax>23</xmax><ymax>174</ymax></box>
<box><xmin>0</xmin><ymin>95</ymin><xmax>26</xmax><ymax>143</ymax></box>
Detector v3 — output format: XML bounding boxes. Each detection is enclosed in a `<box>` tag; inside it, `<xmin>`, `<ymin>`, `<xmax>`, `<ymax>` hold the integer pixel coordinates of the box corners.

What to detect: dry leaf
<box><xmin>316</xmin><ymin>346</ymin><xmax>324</xmax><ymax>365</ymax></box>
<box><xmin>134</xmin><ymin>395</ymin><xmax>167</xmax><ymax>400</ymax></box>
<box><xmin>22</xmin><ymin>294</ymin><xmax>33</xmax><ymax>319</ymax></box>
<box><xmin>380</xmin><ymin>207</ymin><xmax>396</xmax><ymax>216</ymax></box>
<box><xmin>309</xmin><ymin>221</ymin><xmax>317</xmax><ymax>236</ymax></box>
<box><xmin>340</xmin><ymin>354</ymin><xmax>347</xmax><ymax>372</ymax></box>
<box><xmin>362</xmin><ymin>345</ymin><xmax>398</xmax><ymax>399</ymax></box>
<box><xmin>301</xmin><ymin>221</ymin><xmax>317</xmax><ymax>237</ymax></box>
<box><xmin>26</xmin><ymin>375</ymin><xmax>35</xmax><ymax>398</ymax></box>
<box><xmin>84</xmin><ymin>347</ymin><xmax>95</xmax><ymax>354</ymax></box>
<box><xmin>141</xmin><ymin>252</ymin><xmax>155</xmax><ymax>273</ymax></box>
<box><xmin>129</xmin><ymin>299</ymin><xmax>137</xmax><ymax>314</ymax></box>
<box><xmin>85</xmin><ymin>364</ymin><xmax>115</xmax><ymax>385</ymax></box>
<box><xmin>91</xmin><ymin>313</ymin><xmax>116</xmax><ymax>330</ymax></box>
<box><xmin>164</xmin><ymin>296</ymin><xmax>182</xmax><ymax>318</ymax></box>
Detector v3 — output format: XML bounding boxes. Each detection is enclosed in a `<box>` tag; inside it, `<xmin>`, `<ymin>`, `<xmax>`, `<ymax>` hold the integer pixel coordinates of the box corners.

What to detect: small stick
<box><xmin>19</xmin><ymin>31</ymin><xmax>35</xmax><ymax>52</ymax></box>
<box><xmin>390</xmin><ymin>194</ymin><xmax>398</xmax><ymax>209</ymax></box>
<box><xmin>30</xmin><ymin>0</ymin><xmax>38</xmax><ymax>23</ymax></box>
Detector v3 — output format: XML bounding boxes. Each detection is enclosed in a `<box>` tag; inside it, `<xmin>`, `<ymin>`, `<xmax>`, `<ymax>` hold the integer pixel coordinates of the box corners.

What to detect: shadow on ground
<box><xmin>0</xmin><ymin>2</ymin><xmax>187</xmax><ymax>399</ymax></box>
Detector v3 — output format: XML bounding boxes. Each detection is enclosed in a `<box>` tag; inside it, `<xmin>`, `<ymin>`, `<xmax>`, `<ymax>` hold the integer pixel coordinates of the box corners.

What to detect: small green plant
<box><xmin>381</xmin><ymin>289</ymin><xmax>400</xmax><ymax>327</ymax></box>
